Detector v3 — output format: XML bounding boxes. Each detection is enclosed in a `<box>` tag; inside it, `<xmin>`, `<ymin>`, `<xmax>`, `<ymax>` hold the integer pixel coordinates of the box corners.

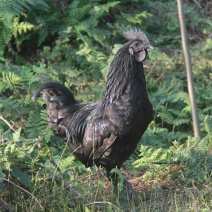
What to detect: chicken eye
<box><xmin>134</xmin><ymin>42</ymin><xmax>140</xmax><ymax>47</ymax></box>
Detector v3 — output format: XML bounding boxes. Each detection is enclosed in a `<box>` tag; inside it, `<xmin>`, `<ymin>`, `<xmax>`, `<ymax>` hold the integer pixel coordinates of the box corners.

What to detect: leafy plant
<box><xmin>0</xmin><ymin>0</ymin><xmax>48</xmax><ymax>58</ymax></box>
<box><xmin>0</xmin><ymin>0</ymin><xmax>211</xmax><ymax>211</ymax></box>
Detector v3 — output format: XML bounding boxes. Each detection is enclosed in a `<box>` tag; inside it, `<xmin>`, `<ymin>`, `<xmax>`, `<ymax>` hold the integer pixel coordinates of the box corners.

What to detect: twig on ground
<box><xmin>0</xmin><ymin>197</ymin><xmax>13</xmax><ymax>212</ymax></box>
<box><xmin>0</xmin><ymin>177</ymin><xmax>44</xmax><ymax>211</ymax></box>
<box><xmin>0</xmin><ymin>113</ymin><xmax>16</xmax><ymax>132</ymax></box>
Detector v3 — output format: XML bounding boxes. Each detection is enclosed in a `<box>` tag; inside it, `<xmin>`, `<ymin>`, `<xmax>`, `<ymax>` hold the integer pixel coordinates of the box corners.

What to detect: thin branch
<box><xmin>155</xmin><ymin>71</ymin><xmax>166</xmax><ymax>82</ymax></box>
<box><xmin>0</xmin><ymin>177</ymin><xmax>44</xmax><ymax>211</ymax></box>
<box><xmin>0</xmin><ymin>197</ymin><xmax>13</xmax><ymax>212</ymax></box>
<box><xmin>152</xmin><ymin>161</ymin><xmax>181</xmax><ymax>165</ymax></box>
<box><xmin>0</xmin><ymin>113</ymin><xmax>16</xmax><ymax>132</ymax></box>
<box><xmin>192</xmin><ymin>0</ymin><xmax>202</xmax><ymax>9</ymax></box>
<box><xmin>146</xmin><ymin>60</ymin><xmax>157</xmax><ymax>78</ymax></box>
<box><xmin>176</xmin><ymin>0</ymin><xmax>201</xmax><ymax>138</ymax></box>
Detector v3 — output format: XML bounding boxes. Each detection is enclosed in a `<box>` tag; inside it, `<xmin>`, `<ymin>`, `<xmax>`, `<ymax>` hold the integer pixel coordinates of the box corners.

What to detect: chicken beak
<box><xmin>146</xmin><ymin>44</ymin><xmax>153</xmax><ymax>49</ymax></box>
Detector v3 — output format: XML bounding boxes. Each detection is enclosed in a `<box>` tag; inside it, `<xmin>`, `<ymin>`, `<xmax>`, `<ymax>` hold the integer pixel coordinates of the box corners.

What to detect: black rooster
<box><xmin>32</xmin><ymin>29</ymin><xmax>153</xmax><ymax>198</ymax></box>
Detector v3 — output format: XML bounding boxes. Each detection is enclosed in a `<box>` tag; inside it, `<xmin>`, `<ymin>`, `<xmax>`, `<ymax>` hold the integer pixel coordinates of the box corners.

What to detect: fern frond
<box><xmin>1</xmin><ymin>71</ymin><xmax>21</xmax><ymax>90</ymax></box>
<box><xmin>158</xmin><ymin>109</ymin><xmax>175</xmax><ymax>125</ymax></box>
<box><xmin>0</xmin><ymin>0</ymin><xmax>48</xmax><ymax>55</ymax></box>
<box><xmin>25</xmin><ymin>109</ymin><xmax>51</xmax><ymax>139</ymax></box>
<box><xmin>0</xmin><ymin>97</ymin><xmax>21</xmax><ymax>116</ymax></box>
<box><xmin>70</xmin><ymin>4</ymin><xmax>91</xmax><ymax>23</ymax></box>
<box><xmin>12</xmin><ymin>17</ymin><xmax>34</xmax><ymax>37</ymax></box>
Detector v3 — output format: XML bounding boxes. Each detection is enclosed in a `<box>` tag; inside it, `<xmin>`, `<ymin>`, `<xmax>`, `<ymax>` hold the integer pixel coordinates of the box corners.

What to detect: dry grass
<box><xmin>1</xmin><ymin>165</ymin><xmax>212</xmax><ymax>211</ymax></box>
<box><xmin>71</xmin><ymin>165</ymin><xmax>212</xmax><ymax>212</ymax></box>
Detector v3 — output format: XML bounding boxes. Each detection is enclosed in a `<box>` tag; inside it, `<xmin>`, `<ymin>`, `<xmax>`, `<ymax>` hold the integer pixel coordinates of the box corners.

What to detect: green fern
<box><xmin>25</xmin><ymin>110</ymin><xmax>53</xmax><ymax>140</ymax></box>
<box><xmin>1</xmin><ymin>71</ymin><xmax>21</xmax><ymax>89</ymax></box>
<box><xmin>134</xmin><ymin>115</ymin><xmax>212</xmax><ymax>184</ymax></box>
<box><xmin>0</xmin><ymin>97</ymin><xmax>21</xmax><ymax>116</ymax></box>
<box><xmin>69</xmin><ymin>2</ymin><xmax>91</xmax><ymax>24</ymax></box>
<box><xmin>0</xmin><ymin>0</ymin><xmax>48</xmax><ymax>56</ymax></box>
<box><xmin>12</xmin><ymin>17</ymin><xmax>34</xmax><ymax>37</ymax></box>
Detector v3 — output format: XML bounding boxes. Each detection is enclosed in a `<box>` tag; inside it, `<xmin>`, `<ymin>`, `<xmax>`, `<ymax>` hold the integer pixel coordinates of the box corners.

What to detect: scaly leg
<box><xmin>106</xmin><ymin>168</ymin><xmax>133</xmax><ymax>200</ymax></box>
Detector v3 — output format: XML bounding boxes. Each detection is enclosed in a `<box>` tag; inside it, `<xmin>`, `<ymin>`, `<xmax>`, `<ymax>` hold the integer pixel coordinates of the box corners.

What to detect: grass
<box><xmin>1</xmin><ymin>165</ymin><xmax>212</xmax><ymax>212</ymax></box>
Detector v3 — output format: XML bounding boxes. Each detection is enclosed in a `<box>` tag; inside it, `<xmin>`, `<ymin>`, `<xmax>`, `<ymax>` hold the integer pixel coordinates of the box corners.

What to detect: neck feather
<box><xmin>102</xmin><ymin>44</ymin><xmax>146</xmax><ymax>107</ymax></box>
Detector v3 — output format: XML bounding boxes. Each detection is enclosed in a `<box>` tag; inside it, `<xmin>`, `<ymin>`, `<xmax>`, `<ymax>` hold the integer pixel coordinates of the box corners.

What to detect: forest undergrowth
<box><xmin>0</xmin><ymin>0</ymin><xmax>212</xmax><ymax>211</ymax></box>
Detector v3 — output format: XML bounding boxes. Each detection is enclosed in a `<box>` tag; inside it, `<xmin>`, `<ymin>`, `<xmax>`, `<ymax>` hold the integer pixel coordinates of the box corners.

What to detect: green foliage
<box><xmin>134</xmin><ymin>115</ymin><xmax>212</xmax><ymax>184</ymax></box>
<box><xmin>0</xmin><ymin>0</ymin><xmax>211</xmax><ymax>210</ymax></box>
<box><xmin>0</xmin><ymin>0</ymin><xmax>48</xmax><ymax>57</ymax></box>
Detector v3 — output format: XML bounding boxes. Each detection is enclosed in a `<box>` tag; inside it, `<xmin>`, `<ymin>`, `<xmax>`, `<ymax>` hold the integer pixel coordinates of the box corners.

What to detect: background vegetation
<box><xmin>0</xmin><ymin>0</ymin><xmax>211</xmax><ymax>211</ymax></box>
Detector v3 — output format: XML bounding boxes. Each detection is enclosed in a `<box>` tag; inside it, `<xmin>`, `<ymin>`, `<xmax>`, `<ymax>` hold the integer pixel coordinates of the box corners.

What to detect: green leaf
<box><xmin>12</xmin><ymin>167</ymin><xmax>31</xmax><ymax>188</ymax></box>
<box><xmin>13</xmin><ymin>128</ymin><xmax>22</xmax><ymax>141</ymax></box>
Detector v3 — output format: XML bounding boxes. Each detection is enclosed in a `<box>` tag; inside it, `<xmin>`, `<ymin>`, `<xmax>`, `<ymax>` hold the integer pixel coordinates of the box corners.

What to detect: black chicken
<box><xmin>32</xmin><ymin>29</ymin><xmax>153</xmax><ymax>198</ymax></box>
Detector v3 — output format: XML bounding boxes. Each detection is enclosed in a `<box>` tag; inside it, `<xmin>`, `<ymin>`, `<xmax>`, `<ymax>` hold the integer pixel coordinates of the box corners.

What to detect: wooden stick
<box><xmin>176</xmin><ymin>0</ymin><xmax>201</xmax><ymax>138</ymax></box>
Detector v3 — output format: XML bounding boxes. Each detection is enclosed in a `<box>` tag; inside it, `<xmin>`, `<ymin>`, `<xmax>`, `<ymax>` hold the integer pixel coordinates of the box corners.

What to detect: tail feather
<box><xmin>32</xmin><ymin>82</ymin><xmax>98</xmax><ymax>142</ymax></box>
<box><xmin>32</xmin><ymin>82</ymin><xmax>76</xmax><ymax>103</ymax></box>
<box><xmin>32</xmin><ymin>82</ymin><xmax>77</xmax><ymax>137</ymax></box>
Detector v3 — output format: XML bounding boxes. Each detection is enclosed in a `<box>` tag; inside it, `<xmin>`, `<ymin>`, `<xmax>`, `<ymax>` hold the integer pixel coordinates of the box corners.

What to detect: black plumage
<box><xmin>32</xmin><ymin>29</ymin><xmax>153</xmax><ymax>197</ymax></box>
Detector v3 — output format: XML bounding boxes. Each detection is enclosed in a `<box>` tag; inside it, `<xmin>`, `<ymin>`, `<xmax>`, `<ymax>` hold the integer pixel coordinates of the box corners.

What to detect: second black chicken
<box><xmin>32</xmin><ymin>29</ymin><xmax>153</xmax><ymax>197</ymax></box>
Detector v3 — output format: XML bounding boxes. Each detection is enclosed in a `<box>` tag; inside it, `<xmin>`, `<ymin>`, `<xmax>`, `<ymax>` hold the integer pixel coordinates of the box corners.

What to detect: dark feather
<box><xmin>33</xmin><ymin>29</ymin><xmax>153</xmax><ymax>198</ymax></box>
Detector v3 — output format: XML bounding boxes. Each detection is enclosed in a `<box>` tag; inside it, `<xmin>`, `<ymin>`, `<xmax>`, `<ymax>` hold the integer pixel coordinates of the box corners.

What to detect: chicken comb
<box><xmin>123</xmin><ymin>28</ymin><xmax>149</xmax><ymax>43</ymax></box>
